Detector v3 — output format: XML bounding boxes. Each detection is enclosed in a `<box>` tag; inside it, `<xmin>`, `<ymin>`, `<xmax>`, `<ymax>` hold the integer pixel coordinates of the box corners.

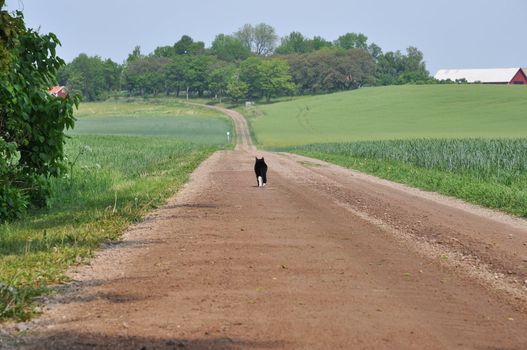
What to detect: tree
<box><xmin>253</xmin><ymin>23</ymin><xmax>278</xmax><ymax>55</ymax></box>
<box><xmin>59</xmin><ymin>54</ymin><xmax>121</xmax><ymax>101</ymax></box>
<box><xmin>276</xmin><ymin>33</ymin><xmax>333</xmax><ymax>55</ymax></box>
<box><xmin>186</xmin><ymin>55</ymin><xmax>213</xmax><ymax>97</ymax></box>
<box><xmin>226</xmin><ymin>74</ymin><xmax>249</xmax><ymax>103</ymax></box>
<box><xmin>239</xmin><ymin>57</ymin><xmax>264</xmax><ymax>98</ymax></box>
<box><xmin>367</xmin><ymin>43</ymin><xmax>382</xmax><ymax>61</ymax></box>
<box><xmin>286</xmin><ymin>54</ymin><xmax>314</xmax><ymax>94</ymax></box>
<box><xmin>174</xmin><ymin>35</ymin><xmax>205</xmax><ymax>55</ymax></box>
<box><xmin>0</xmin><ymin>5</ymin><xmax>79</xmax><ymax>221</ymax></box>
<box><xmin>127</xmin><ymin>45</ymin><xmax>143</xmax><ymax>63</ymax></box>
<box><xmin>209</xmin><ymin>64</ymin><xmax>236</xmax><ymax>102</ymax></box>
<box><xmin>103</xmin><ymin>58</ymin><xmax>122</xmax><ymax>91</ymax></box>
<box><xmin>240</xmin><ymin>57</ymin><xmax>295</xmax><ymax>101</ymax></box>
<box><xmin>234</xmin><ymin>23</ymin><xmax>277</xmax><ymax>55</ymax></box>
<box><xmin>174</xmin><ymin>35</ymin><xmax>193</xmax><ymax>54</ymax></box>
<box><xmin>234</xmin><ymin>24</ymin><xmax>254</xmax><ymax>52</ymax></box>
<box><xmin>164</xmin><ymin>56</ymin><xmax>186</xmax><ymax>96</ymax></box>
<box><xmin>275</xmin><ymin>31</ymin><xmax>309</xmax><ymax>54</ymax></box>
<box><xmin>122</xmin><ymin>56</ymin><xmax>170</xmax><ymax>96</ymax></box>
<box><xmin>335</xmin><ymin>32</ymin><xmax>368</xmax><ymax>50</ymax></box>
<box><xmin>259</xmin><ymin>59</ymin><xmax>296</xmax><ymax>101</ymax></box>
<box><xmin>375</xmin><ymin>47</ymin><xmax>430</xmax><ymax>85</ymax></box>
<box><xmin>310</xmin><ymin>36</ymin><xmax>333</xmax><ymax>51</ymax></box>
<box><xmin>211</xmin><ymin>34</ymin><xmax>250</xmax><ymax>62</ymax></box>
<box><xmin>60</xmin><ymin>54</ymin><xmax>104</xmax><ymax>101</ymax></box>
<box><xmin>286</xmin><ymin>48</ymin><xmax>375</xmax><ymax>94</ymax></box>
<box><xmin>153</xmin><ymin>45</ymin><xmax>175</xmax><ymax>58</ymax></box>
<box><xmin>400</xmin><ymin>46</ymin><xmax>429</xmax><ymax>83</ymax></box>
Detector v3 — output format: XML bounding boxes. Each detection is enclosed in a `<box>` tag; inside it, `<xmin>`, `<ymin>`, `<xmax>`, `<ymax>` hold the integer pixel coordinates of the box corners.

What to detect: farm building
<box><xmin>434</xmin><ymin>68</ymin><xmax>527</xmax><ymax>84</ymax></box>
<box><xmin>48</xmin><ymin>85</ymin><xmax>68</xmax><ymax>98</ymax></box>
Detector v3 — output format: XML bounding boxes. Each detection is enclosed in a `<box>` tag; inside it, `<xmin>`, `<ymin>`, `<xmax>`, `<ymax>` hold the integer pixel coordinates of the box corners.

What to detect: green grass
<box><xmin>73</xmin><ymin>98</ymin><xmax>234</xmax><ymax>144</ymax></box>
<box><xmin>249</xmin><ymin>85</ymin><xmax>527</xmax><ymax>147</ymax></box>
<box><xmin>0</xmin><ymin>135</ymin><xmax>217</xmax><ymax>320</ymax></box>
<box><xmin>253</xmin><ymin>85</ymin><xmax>527</xmax><ymax>217</ymax></box>
<box><xmin>281</xmin><ymin>139</ymin><xmax>527</xmax><ymax>217</ymax></box>
<box><xmin>0</xmin><ymin>100</ymin><xmax>231</xmax><ymax>321</ymax></box>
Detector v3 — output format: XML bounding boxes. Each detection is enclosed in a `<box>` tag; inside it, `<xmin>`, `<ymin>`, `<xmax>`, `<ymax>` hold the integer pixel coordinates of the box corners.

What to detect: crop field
<box><xmin>282</xmin><ymin>139</ymin><xmax>527</xmax><ymax>216</ymax></box>
<box><xmin>72</xmin><ymin>98</ymin><xmax>233</xmax><ymax>144</ymax></box>
<box><xmin>248</xmin><ymin>84</ymin><xmax>527</xmax><ymax>147</ymax></box>
<box><xmin>71</xmin><ymin>116</ymin><xmax>231</xmax><ymax>144</ymax></box>
<box><xmin>0</xmin><ymin>100</ymin><xmax>231</xmax><ymax>320</ymax></box>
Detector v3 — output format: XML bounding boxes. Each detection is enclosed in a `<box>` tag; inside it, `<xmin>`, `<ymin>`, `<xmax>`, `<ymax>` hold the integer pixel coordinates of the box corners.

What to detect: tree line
<box><xmin>59</xmin><ymin>23</ymin><xmax>432</xmax><ymax>102</ymax></box>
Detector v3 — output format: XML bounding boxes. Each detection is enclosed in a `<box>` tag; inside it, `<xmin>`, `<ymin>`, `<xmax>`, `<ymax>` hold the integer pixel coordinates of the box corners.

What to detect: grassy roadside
<box><xmin>0</xmin><ymin>135</ymin><xmax>219</xmax><ymax>321</ymax></box>
<box><xmin>281</xmin><ymin>139</ymin><xmax>527</xmax><ymax>217</ymax></box>
<box><xmin>1</xmin><ymin>99</ymin><xmax>233</xmax><ymax>321</ymax></box>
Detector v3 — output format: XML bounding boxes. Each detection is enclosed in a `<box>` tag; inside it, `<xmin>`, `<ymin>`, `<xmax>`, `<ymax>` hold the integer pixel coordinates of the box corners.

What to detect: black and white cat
<box><xmin>254</xmin><ymin>157</ymin><xmax>268</xmax><ymax>187</ymax></box>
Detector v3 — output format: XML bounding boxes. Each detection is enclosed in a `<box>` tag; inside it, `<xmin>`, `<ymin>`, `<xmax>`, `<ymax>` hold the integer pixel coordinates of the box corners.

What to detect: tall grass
<box><xmin>0</xmin><ymin>135</ymin><xmax>220</xmax><ymax>320</ymax></box>
<box><xmin>282</xmin><ymin>138</ymin><xmax>527</xmax><ymax>217</ymax></box>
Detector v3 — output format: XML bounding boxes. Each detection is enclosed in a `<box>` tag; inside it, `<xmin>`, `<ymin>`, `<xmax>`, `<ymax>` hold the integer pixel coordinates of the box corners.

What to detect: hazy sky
<box><xmin>5</xmin><ymin>0</ymin><xmax>526</xmax><ymax>75</ymax></box>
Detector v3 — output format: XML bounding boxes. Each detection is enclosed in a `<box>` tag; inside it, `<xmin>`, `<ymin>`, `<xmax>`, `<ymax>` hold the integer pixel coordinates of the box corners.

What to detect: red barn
<box><xmin>514</xmin><ymin>68</ymin><xmax>527</xmax><ymax>84</ymax></box>
<box><xmin>48</xmin><ymin>85</ymin><xmax>68</xmax><ymax>98</ymax></box>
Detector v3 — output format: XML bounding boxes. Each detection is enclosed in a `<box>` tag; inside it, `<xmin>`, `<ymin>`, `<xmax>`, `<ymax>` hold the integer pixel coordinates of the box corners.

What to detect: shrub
<box><xmin>0</xmin><ymin>7</ymin><xmax>80</xmax><ymax>222</ymax></box>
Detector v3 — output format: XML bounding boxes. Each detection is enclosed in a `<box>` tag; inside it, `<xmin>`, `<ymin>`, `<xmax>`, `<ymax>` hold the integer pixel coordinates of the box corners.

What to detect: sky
<box><xmin>4</xmin><ymin>0</ymin><xmax>526</xmax><ymax>75</ymax></box>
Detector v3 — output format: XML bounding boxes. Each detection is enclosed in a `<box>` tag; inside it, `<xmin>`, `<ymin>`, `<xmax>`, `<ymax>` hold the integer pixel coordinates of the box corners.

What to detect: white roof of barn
<box><xmin>434</xmin><ymin>68</ymin><xmax>521</xmax><ymax>83</ymax></box>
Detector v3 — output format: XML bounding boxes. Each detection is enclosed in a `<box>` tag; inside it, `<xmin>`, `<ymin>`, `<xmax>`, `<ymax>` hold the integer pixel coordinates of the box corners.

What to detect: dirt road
<box><xmin>4</xmin><ymin>106</ymin><xmax>527</xmax><ymax>349</ymax></box>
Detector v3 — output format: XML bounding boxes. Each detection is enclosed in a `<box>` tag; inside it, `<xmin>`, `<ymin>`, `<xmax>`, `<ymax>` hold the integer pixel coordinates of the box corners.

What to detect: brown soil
<box><xmin>2</xmin><ymin>105</ymin><xmax>527</xmax><ymax>349</ymax></box>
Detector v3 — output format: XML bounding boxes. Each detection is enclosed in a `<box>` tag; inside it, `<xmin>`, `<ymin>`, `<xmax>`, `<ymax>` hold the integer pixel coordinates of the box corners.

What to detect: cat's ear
<box><xmin>255</xmin><ymin>156</ymin><xmax>258</xmax><ymax>160</ymax></box>
<box><xmin>262</xmin><ymin>157</ymin><xmax>264</xmax><ymax>160</ymax></box>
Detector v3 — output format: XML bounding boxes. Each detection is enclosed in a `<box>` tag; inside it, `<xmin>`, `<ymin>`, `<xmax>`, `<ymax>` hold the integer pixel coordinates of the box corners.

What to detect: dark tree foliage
<box><xmin>174</xmin><ymin>35</ymin><xmax>205</xmax><ymax>55</ymax></box>
<box><xmin>286</xmin><ymin>48</ymin><xmax>375</xmax><ymax>94</ymax></box>
<box><xmin>122</xmin><ymin>56</ymin><xmax>171</xmax><ymax>96</ymax></box>
<box><xmin>0</xmin><ymin>4</ymin><xmax>80</xmax><ymax>221</ymax></box>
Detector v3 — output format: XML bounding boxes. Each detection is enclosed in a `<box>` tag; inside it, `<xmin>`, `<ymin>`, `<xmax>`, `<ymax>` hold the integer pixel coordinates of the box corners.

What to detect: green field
<box><xmin>75</xmin><ymin>98</ymin><xmax>222</xmax><ymax>118</ymax></box>
<box><xmin>71</xmin><ymin>116</ymin><xmax>231</xmax><ymax>144</ymax></box>
<box><xmin>248</xmin><ymin>85</ymin><xmax>527</xmax><ymax>147</ymax></box>
<box><xmin>73</xmin><ymin>99</ymin><xmax>233</xmax><ymax>144</ymax></box>
<box><xmin>0</xmin><ymin>100</ymin><xmax>231</xmax><ymax>320</ymax></box>
<box><xmin>252</xmin><ymin>84</ymin><xmax>527</xmax><ymax>217</ymax></box>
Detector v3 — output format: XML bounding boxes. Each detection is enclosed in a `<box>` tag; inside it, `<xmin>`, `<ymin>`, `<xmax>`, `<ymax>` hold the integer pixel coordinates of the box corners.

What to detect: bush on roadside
<box><xmin>0</xmin><ymin>5</ymin><xmax>80</xmax><ymax>223</ymax></box>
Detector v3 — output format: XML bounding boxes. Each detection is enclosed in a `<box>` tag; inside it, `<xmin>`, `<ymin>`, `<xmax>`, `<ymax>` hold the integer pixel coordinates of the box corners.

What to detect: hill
<box><xmin>249</xmin><ymin>84</ymin><xmax>527</xmax><ymax>147</ymax></box>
